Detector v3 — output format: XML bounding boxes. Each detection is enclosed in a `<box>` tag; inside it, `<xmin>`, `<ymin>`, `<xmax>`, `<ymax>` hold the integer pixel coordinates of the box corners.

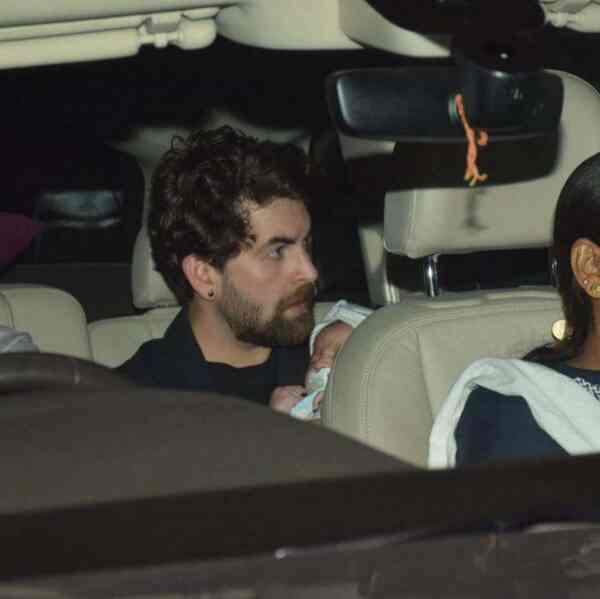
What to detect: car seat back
<box><xmin>0</xmin><ymin>284</ymin><xmax>92</xmax><ymax>359</ymax></box>
<box><xmin>323</xmin><ymin>289</ymin><xmax>562</xmax><ymax>466</ymax></box>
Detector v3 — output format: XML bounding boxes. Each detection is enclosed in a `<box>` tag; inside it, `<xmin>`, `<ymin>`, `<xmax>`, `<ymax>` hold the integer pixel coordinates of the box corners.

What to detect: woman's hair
<box><xmin>148</xmin><ymin>126</ymin><xmax>318</xmax><ymax>304</ymax></box>
<box><xmin>527</xmin><ymin>151</ymin><xmax>600</xmax><ymax>363</ymax></box>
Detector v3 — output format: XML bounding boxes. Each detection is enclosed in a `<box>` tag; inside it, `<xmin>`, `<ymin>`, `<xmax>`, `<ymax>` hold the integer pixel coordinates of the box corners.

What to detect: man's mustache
<box><xmin>280</xmin><ymin>283</ymin><xmax>316</xmax><ymax>310</ymax></box>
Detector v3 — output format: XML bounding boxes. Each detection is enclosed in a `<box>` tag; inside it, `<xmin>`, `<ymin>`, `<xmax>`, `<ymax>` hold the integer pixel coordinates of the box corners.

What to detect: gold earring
<box><xmin>591</xmin><ymin>283</ymin><xmax>600</xmax><ymax>297</ymax></box>
<box><xmin>552</xmin><ymin>319</ymin><xmax>567</xmax><ymax>341</ymax></box>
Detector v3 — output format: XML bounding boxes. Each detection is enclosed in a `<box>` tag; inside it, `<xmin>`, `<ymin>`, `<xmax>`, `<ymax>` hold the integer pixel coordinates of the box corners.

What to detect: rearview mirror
<box><xmin>326</xmin><ymin>36</ymin><xmax>564</xmax><ymax>142</ymax></box>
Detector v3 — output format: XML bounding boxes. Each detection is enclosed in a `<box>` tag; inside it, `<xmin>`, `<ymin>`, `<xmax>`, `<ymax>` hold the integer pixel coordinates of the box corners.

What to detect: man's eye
<box><xmin>268</xmin><ymin>245</ymin><xmax>285</xmax><ymax>259</ymax></box>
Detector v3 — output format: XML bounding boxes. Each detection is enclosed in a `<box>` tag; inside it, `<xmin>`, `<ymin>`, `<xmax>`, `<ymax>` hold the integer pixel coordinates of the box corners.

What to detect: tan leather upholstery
<box><xmin>0</xmin><ymin>284</ymin><xmax>92</xmax><ymax>359</ymax></box>
<box><xmin>89</xmin><ymin>306</ymin><xmax>180</xmax><ymax>367</ymax></box>
<box><xmin>130</xmin><ymin>225</ymin><xmax>176</xmax><ymax>310</ymax></box>
<box><xmin>322</xmin><ymin>289</ymin><xmax>562</xmax><ymax>465</ymax></box>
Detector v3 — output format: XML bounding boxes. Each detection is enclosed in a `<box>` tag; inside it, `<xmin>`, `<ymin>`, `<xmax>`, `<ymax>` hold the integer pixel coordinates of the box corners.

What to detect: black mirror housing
<box><xmin>326</xmin><ymin>65</ymin><xmax>563</xmax><ymax>143</ymax></box>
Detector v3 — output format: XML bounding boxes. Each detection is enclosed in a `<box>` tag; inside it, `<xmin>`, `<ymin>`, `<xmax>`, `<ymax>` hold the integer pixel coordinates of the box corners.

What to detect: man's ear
<box><xmin>571</xmin><ymin>238</ymin><xmax>600</xmax><ymax>298</ymax></box>
<box><xmin>181</xmin><ymin>254</ymin><xmax>218</xmax><ymax>301</ymax></box>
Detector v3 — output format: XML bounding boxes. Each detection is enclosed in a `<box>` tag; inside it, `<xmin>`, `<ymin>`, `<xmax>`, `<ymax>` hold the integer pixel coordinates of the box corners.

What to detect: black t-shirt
<box><xmin>207</xmin><ymin>356</ymin><xmax>277</xmax><ymax>405</ymax></box>
<box><xmin>455</xmin><ymin>362</ymin><xmax>600</xmax><ymax>466</ymax></box>
<box><xmin>117</xmin><ymin>308</ymin><xmax>309</xmax><ymax>406</ymax></box>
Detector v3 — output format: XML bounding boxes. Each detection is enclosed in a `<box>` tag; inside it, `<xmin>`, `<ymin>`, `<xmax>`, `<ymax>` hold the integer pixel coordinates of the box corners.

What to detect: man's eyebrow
<box><xmin>257</xmin><ymin>231</ymin><xmax>312</xmax><ymax>251</ymax></box>
<box><xmin>257</xmin><ymin>237</ymin><xmax>293</xmax><ymax>252</ymax></box>
<box><xmin>260</xmin><ymin>233</ymin><xmax>311</xmax><ymax>249</ymax></box>
<box><xmin>264</xmin><ymin>236</ymin><xmax>296</xmax><ymax>247</ymax></box>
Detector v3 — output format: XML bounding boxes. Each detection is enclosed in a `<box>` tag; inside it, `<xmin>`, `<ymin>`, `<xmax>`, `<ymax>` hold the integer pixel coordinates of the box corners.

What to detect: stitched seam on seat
<box><xmin>417</xmin><ymin>328</ymin><xmax>440</xmax><ymax>430</ymax></box>
<box><xmin>361</xmin><ymin>326</ymin><xmax>413</xmax><ymax>444</ymax></box>
<box><xmin>386</xmin><ymin>300</ymin><xmax>559</xmax><ymax>330</ymax></box>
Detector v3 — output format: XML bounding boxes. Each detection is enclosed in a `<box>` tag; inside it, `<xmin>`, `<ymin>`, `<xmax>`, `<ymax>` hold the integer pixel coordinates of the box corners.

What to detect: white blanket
<box><xmin>428</xmin><ymin>358</ymin><xmax>600</xmax><ymax>468</ymax></box>
<box><xmin>0</xmin><ymin>325</ymin><xmax>38</xmax><ymax>353</ymax></box>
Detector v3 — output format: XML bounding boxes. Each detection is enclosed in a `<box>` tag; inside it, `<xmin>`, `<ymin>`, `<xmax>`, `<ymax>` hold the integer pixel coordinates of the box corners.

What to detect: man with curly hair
<box><xmin>118</xmin><ymin>126</ymin><xmax>366</xmax><ymax>412</ymax></box>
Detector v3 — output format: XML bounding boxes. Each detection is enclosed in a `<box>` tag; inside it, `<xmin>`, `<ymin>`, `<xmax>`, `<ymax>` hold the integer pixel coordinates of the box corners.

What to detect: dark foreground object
<box><xmin>0</xmin><ymin>352</ymin><xmax>133</xmax><ymax>393</ymax></box>
<box><xmin>1</xmin><ymin>388</ymin><xmax>599</xmax><ymax>597</ymax></box>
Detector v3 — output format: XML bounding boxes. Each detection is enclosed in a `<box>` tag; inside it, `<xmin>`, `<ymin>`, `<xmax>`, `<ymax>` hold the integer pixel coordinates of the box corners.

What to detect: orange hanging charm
<box><xmin>455</xmin><ymin>94</ymin><xmax>489</xmax><ymax>187</ymax></box>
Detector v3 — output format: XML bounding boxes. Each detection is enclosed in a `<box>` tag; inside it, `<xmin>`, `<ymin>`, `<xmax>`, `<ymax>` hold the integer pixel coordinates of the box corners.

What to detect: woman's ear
<box><xmin>182</xmin><ymin>254</ymin><xmax>218</xmax><ymax>301</ymax></box>
<box><xmin>571</xmin><ymin>238</ymin><xmax>600</xmax><ymax>298</ymax></box>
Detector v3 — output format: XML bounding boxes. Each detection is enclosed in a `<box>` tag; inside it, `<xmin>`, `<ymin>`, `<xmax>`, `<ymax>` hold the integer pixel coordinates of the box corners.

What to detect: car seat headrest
<box><xmin>383</xmin><ymin>71</ymin><xmax>600</xmax><ymax>258</ymax></box>
<box><xmin>131</xmin><ymin>226</ymin><xmax>179</xmax><ymax>310</ymax></box>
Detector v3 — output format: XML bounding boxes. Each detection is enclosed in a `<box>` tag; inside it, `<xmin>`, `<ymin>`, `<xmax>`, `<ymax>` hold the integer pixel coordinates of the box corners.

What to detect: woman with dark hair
<box><xmin>429</xmin><ymin>152</ymin><xmax>600</xmax><ymax>467</ymax></box>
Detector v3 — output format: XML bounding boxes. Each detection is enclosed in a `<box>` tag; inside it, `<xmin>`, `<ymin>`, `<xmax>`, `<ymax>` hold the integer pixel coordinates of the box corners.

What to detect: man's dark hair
<box><xmin>149</xmin><ymin>126</ymin><xmax>317</xmax><ymax>304</ymax></box>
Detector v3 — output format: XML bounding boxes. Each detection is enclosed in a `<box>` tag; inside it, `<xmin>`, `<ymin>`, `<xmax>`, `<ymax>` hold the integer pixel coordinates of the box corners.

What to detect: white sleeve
<box><xmin>309</xmin><ymin>300</ymin><xmax>373</xmax><ymax>354</ymax></box>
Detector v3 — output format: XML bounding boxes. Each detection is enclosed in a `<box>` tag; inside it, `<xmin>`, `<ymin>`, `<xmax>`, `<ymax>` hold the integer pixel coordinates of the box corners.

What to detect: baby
<box><xmin>270</xmin><ymin>300</ymin><xmax>372</xmax><ymax>420</ymax></box>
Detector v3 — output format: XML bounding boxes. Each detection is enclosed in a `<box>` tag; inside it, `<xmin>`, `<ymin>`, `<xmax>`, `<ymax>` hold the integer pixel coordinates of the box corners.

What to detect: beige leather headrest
<box><xmin>131</xmin><ymin>227</ymin><xmax>179</xmax><ymax>310</ymax></box>
<box><xmin>384</xmin><ymin>71</ymin><xmax>600</xmax><ymax>258</ymax></box>
<box><xmin>0</xmin><ymin>285</ymin><xmax>92</xmax><ymax>359</ymax></box>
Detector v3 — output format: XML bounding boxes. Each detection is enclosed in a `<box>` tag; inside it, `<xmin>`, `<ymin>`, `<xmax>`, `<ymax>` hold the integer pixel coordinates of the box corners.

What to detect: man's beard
<box><xmin>219</xmin><ymin>278</ymin><xmax>315</xmax><ymax>347</ymax></box>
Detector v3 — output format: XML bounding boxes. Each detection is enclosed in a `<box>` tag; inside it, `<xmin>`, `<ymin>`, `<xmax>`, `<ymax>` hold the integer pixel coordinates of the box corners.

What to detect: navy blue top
<box><xmin>455</xmin><ymin>362</ymin><xmax>600</xmax><ymax>466</ymax></box>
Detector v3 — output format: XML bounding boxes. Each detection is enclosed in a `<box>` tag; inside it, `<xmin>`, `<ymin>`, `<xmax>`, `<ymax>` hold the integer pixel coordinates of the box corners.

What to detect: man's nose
<box><xmin>298</xmin><ymin>247</ymin><xmax>319</xmax><ymax>283</ymax></box>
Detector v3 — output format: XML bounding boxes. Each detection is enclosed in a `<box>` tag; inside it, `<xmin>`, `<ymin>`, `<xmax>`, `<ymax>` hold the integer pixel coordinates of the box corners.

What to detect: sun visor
<box><xmin>338</xmin><ymin>0</ymin><xmax>450</xmax><ymax>57</ymax></box>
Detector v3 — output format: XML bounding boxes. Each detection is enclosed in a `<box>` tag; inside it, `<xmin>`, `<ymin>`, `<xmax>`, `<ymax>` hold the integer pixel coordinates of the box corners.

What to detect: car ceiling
<box><xmin>1</xmin><ymin>0</ymin><xmax>598</xmax><ymax>71</ymax></box>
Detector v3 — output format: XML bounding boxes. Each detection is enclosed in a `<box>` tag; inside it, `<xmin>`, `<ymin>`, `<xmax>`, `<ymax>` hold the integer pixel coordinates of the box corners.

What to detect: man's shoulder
<box><xmin>116</xmin><ymin>337</ymin><xmax>166</xmax><ymax>385</ymax></box>
<box><xmin>116</xmin><ymin>309</ymin><xmax>197</xmax><ymax>385</ymax></box>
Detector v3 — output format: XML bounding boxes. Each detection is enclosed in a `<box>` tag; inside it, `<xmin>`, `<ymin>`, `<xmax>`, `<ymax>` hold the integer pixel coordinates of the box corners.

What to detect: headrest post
<box><xmin>423</xmin><ymin>254</ymin><xmax>441</xmax><ymax>298</ymax></box>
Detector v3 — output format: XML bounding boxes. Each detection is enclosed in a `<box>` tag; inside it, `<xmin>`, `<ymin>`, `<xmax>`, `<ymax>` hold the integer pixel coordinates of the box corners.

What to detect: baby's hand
<box><xmin>311</xmin><ymin>321</ymin><xmax>353</xmax><ymax>371</ymax></box>
<box><xmin>269</xmin><ymin>385</ymin><xmax>306</xmax><ymax>414</ymax></box>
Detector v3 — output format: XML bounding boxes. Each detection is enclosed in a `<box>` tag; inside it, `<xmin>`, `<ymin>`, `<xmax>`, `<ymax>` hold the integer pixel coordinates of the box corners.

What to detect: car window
<box><xmin>2</xmin><ymin>141</ymin><xmax>142</xmax><ymax>265</ymax></box>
